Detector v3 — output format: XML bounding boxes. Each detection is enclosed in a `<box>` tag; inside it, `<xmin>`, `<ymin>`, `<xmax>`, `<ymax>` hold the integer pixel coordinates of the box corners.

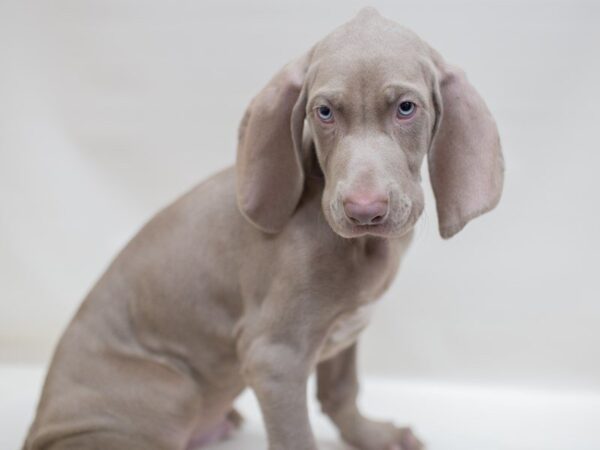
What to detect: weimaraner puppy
<box><xmin>24</xmin><ymin>8</ymin><xmax>503</xmax><ymax>450</ymax></box>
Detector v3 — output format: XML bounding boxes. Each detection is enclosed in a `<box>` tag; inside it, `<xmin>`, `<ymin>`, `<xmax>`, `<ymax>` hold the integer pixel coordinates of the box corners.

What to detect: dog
<box><xmin>24</xmin><ymin>8</ymin><xmax>503</xmax><ymax>450</ymax></box>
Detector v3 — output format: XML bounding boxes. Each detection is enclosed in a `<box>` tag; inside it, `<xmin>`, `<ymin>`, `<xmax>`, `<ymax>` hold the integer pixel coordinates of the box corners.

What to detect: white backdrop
<box><xmin>1</xmin><ymin>0</ymin><xmax>599</xmax><ymax>392</ymax></box>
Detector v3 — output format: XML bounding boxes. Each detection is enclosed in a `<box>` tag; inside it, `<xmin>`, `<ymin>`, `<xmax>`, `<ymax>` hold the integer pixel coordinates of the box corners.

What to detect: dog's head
<box><xmin>236</xmin><ymin>8</ymin><xmax>503</xmax><ymax>239</ymax></box>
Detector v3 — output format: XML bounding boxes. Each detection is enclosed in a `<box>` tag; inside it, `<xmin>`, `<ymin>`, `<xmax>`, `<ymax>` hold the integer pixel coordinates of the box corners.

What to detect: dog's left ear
<box><xmin>428</xmin><ymin>50</ymin><xmax>505</xmax><ymax>239</ymax></box>
<box><xmin>236</xmin><ymin>51</ymin><xmax>312</xmax><ymax>233</ymax></box>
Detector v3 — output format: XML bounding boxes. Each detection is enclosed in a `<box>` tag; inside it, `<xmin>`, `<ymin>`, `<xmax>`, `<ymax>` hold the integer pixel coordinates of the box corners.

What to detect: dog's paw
<box><xmin>342</xmin><ymin>420</ymin><xmax>424</xmax><ymax>450</ymax></box>
<box><xmin>386</xmin><ymin>426</ymin><xmax>424</xmax><ymax>450</ymax></box>
<box><xmin>186</xmin><ymin>408</ymin><xmax>244</xmax><ymax>449</ymax></box>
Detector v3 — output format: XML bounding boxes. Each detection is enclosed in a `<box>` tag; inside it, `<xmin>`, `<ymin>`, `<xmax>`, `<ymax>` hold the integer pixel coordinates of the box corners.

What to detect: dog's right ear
<box><xmin>236</xmin><ymin>52</ymin><xmax>312</xmax><ymax>233</ymax></box>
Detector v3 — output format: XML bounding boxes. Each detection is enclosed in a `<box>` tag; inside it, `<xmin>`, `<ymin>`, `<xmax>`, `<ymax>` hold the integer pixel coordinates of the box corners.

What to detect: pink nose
<box><xmin>343</xmin><ymin>195</ymin><xmax>389</xmax><ymax>226</ymax></box>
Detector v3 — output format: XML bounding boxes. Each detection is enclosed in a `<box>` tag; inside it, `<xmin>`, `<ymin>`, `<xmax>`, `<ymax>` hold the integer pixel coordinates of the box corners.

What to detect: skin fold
<box><xmin>23</xmin><ymin>7</ymin><xmax>503</xmax><ymax>450</ymax></box>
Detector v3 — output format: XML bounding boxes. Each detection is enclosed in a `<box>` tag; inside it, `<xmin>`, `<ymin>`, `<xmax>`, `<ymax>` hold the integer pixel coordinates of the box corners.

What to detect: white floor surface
<box><xmin>2</xmin><ymin>365</ymin><xmax>599</xmax><ymax>450</ymax></box>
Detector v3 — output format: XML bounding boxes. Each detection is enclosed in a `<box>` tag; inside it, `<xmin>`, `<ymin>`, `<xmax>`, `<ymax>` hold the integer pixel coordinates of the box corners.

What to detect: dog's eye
<box><xmin>397</xmin><ymin>101</ymin><xmax>416</xmax><ymax>118</ymax></box>
<box><xmin>316</xmin><ymin>105</ymin><xmax>334</xmax><ymax>123</ymax></box>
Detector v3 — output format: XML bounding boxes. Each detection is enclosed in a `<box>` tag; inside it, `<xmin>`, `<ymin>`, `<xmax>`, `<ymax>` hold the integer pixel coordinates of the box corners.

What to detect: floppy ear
<box><xmin>236</xmin><ymin>52</ymin><xmax>312</xmax><ymax>233</ymax></box>
<box><xmin>428</xmin><ymin>54</ymin><xmax>504</xmax><ymax>239</ymax></box>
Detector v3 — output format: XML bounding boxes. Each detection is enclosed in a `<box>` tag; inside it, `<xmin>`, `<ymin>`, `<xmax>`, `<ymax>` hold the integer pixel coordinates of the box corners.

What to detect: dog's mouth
<box><xmin>341</xmin><ymin>223</ymin><xmax>390</xmax><ymax>238</ymax></box>
<box><xmin>335</xmin><ymin>221</ymin><xmax>414</xmax><ymax>238</ymax></box>
<box><xmin>327</xmin><ymin>207</ymin><xmax>417</xmax><ymax>239</ymax></box>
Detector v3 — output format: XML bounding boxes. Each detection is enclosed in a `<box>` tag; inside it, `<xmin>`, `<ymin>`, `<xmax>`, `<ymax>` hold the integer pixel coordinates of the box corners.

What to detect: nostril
<box><xmin>371</xmin><ymin>214</ymin><xmax>384</xmax><ymax>224</ymax></box>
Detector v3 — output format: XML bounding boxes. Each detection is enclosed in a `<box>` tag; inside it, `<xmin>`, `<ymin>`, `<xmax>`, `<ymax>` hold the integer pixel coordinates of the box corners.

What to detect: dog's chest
<box><xmin>318</xmin><ymin>304</ymin><xmax>376</xmax><ymax>361</ymax></box>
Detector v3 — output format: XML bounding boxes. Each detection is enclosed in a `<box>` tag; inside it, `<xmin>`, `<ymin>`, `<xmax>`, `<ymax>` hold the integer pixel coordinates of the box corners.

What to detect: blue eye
<box><xmin>397</xmin><ymin>101</ymin><xmax>416</xmax><ymax>118</ymax></box>
<box><xmin>316</xmin><ymin>105</ymin><xmax>334</xmax><ymax>122</ymax></box>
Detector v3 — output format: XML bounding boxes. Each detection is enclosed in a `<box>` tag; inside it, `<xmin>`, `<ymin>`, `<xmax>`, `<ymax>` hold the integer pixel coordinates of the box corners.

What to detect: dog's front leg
<box><xmin>238</xmin><ymin>299</ymin><xmax>328</xmax><ymax>450</ymax></box>
<box><xmin>317</xmin><ymin>343</ymin><xmax>424</xmax><ymax>450</ymax></box>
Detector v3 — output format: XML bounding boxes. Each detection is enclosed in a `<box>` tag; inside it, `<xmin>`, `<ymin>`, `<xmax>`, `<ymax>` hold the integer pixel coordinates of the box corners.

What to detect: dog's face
<box><xmin>306</xmin><ymin>23</ymin><xmax>435</xmax><ymax>238</ymax></box>
<box><xmin>237</xmin><ymin>8</ymin><xmax>503</xmax><ymax>239</ymax></box>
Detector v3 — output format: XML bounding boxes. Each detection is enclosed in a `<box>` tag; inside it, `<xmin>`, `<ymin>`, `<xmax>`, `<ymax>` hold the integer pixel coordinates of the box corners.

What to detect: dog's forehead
<box><xmin>310</xmin><ymin>9</ymin><xmax>430</xmax><ymax>91</ymax></box>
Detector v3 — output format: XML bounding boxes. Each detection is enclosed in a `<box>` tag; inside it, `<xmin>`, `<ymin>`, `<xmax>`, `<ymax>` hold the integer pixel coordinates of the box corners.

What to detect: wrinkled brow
<box><xmin>308</xmin><ymin>90</ymin><xmax>345</xmax><ymax>111</ymax></box>
<box><xmin>309</xmin><ymin>83</ymin><xmax>428</xmax><ymax>112</ymax></box>
<box><xmin>383</xmin><ymin>83</ymin><xmax>427</xmax><ymax>106</ymax></box>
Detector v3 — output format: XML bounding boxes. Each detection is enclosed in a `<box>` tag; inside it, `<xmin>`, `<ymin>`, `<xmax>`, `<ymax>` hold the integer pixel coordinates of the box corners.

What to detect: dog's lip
<box><xmin>325</xmin><ymin>203</ymin><xmax>415</xmax><ymax>238</ymax></box>
<box><xmin>339</xmin><ymin>222</ymin><xmax>395</xmax><ymax>238</ymax></box>
<box><xmin>350</xmin><ymin>223</ymin><xmax>386</xmax><ymax>232</ymax></box>
<box><xmin>335</xmin><ymin>216</ymin><xmax>415</xmax><ymax>238</ymax></box>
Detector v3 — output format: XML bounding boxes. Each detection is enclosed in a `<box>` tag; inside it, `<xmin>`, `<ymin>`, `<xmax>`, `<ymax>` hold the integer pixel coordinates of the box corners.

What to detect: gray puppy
<box><xmin>24</xmin><ymin>8</ymin><xmax>503</xmax><ymax>450</ymax></box>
